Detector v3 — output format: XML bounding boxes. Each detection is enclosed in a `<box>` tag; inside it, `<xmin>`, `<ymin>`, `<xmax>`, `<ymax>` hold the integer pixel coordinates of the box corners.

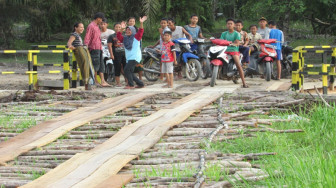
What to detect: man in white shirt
<box><xmin>100</xmin><ymin>18</ymin><xmax>115</xmax><ymax>40</ymax></box>
<box><xmin>257</xmin><ymin>17</ymin><xmax>270</xmax><ymax>39</ymax></box>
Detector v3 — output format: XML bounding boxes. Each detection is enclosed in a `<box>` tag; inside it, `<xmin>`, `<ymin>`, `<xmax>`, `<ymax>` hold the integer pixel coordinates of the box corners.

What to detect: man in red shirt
<box><xmin>84</xmin><ymin>12</ymin><xmax>110</xmax><ymax>87</ymax></box>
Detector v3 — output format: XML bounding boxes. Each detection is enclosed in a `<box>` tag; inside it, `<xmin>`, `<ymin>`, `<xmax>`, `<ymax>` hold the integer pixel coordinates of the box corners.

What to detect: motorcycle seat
<box><xmin>258</xmin><ymin>39</ymin><xmax>277</xmax><ymax>44</ymax></box>
<box><xmin>211</xmin><ymin>39</ymin><xmax>232</xmax><ymax>46</ymax></box>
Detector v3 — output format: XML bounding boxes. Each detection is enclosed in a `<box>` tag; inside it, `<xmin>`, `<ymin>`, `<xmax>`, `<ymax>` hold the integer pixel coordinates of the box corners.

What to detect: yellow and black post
<box><xmin>292</xmin><ymin>47</ymin><xmax>304</xmax><ymax>91</ymax></box>
<box><xmin>330</xmin><ymin>48</ymin><xmax>336</xmax><ymax>90</ymax></box>
<box><xmin>71</xmin><ymin>52</ymin><xmax>78</xmax><ymax>88</ymax></box>
<box><xmin>27</xmin><ymin>52</ymin><xmax>34</xmax><ymax>90</ymax></box>
<box><xmin>32</xmin><ymin>52</ymin><xmax>38</xmax><ymax>90</ymax></box>
<box><xmin>322</xmin><ymin>53</ymin><xmax>328</xmax><ymax>94</ymax></box>
<box><xmin>63</xmin><ymin>52</ymin><xmax>70</xmax><ymax>90</ymax></box>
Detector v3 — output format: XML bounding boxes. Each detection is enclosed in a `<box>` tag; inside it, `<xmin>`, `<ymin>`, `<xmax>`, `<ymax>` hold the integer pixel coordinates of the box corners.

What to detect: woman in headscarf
<box><xmin>117</xmin><ymin>16</ymin><xmax>147</xmax><ymax>89</ymax></box>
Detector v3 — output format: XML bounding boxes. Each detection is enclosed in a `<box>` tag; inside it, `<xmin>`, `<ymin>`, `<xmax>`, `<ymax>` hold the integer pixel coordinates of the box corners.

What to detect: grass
<box><xmin>207</xmin><ymin>103</ymin><xmax>336</xmax><ymax>187</ymax></box>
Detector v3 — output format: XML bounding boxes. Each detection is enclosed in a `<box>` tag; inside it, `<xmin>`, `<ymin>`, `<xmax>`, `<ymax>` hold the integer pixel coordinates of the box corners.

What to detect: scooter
<box><xmin>142</xmin><ymin>47</ymin><xmax>161</xmax><ymax>82</ymax></box>
<box><xmin>208</xmin><ymin>39</ymin><xmax>243</xmax><ymax>87</ymax></box>
<box><xmin>246</xmin><ymin>39</ymin><xmax>277</xmax><ymax>81</ymax></box>
<box><xmin>280</xmin><ymin>41</ymin><xmax>293</xmax><ymax>78</ymax></box>
<box><xmin>192</xmin><ymin>38</ymin><xmax>212</xmax><ymax>79</ymax></box>
<box><xmin>101</xmin><ymin>39</ymin><xmax>115</xmax><ymax>83</ymax></box>
<box><xmin>173</xmin><ymin>38</ymin><xmax>202</xmax><ymax>81</ymax></box>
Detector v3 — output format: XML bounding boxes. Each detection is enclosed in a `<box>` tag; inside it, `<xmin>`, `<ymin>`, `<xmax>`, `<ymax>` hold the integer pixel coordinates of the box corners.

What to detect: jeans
<box><xmin>124</xmin><ymin>60</ymin><xmax>144</xmax><ymax>87</ymax></box>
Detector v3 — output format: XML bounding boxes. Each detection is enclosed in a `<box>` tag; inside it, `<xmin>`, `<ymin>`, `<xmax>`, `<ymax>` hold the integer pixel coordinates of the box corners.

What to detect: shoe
<box><xmin>135</xmin><ymin>85</ymin><xmax>144</xmax><ymax>88</ymax></box>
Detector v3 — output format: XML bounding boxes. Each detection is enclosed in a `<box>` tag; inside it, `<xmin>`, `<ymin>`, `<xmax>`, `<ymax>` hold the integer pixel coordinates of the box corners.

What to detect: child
<box><xmin>107</xmin><ymin>23</ymin><xmax>127</xmax><ymax>87</ymax></box>
<box><xmin>220</xmin><ymin>18</ymin><xmax>248</xmax><ymax>88</ymax></box>
<box><xmin>117</xmin><ymin>16</ymin><xmax>147</xmax><ymax>89</ymax></box>
<box><xmin>184</xmin><ymin>14</ymin><xmax>204</xmax><ymax>51</ymax></box>
<box><xmin>235</xmin><ymin>20</ymin><xmax>250</xmax><ymax>67</ymax></box>
<box><xmin>160</xmin><ymin>31</ymin><xmax>177</xmax><ymax>88</ymax></box>
<box><xmin>247</xmin><ymin>25</ymin><xmax>262</xmax><ymax>53</ymax></box>
<box><xmin>67</xmin><ymin>23</ymin><xmax>92</xmax><ymax>90</ymax></box>
<box><xmin>268</xmin><ymin>21</ymin><xmax>283</xmax><ymax>80</ymax></box>
<box><xmin>150</xmin><ymin>18</ymin><xmax>171</xmax><ymax>81</ymax></box>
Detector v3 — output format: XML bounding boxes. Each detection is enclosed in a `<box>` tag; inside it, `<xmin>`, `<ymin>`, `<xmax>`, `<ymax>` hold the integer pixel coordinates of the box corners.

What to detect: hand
<box><xmin>69</xmin><ymin>46</ymin><xmax>75</xmax><ymax>50</ymax></box>
<box><xmin>174</xmin><ymin>61</ymin><xmax>178</xmax><ymax>65</ymax></box>
<box><xmin>121</xmin><ymin>21</ymin><xmax>127</xmax><ymax>29</ymax></box>
<box><xmin>140</xmin><ymin>16</ymin><xmax>148</xmax><ymax>23</ymax></box>
<box><xmin>110</xmin><ymin>54</ymin><xmax>114</xmax><ymax>60</ymax></box>
<box><xmin>156</xmin><ymin>49</ymin><xmax>161</xmax><ymax>54</ymax></box>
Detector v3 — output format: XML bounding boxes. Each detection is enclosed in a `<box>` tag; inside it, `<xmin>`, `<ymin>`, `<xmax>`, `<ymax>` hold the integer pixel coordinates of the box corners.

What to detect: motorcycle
<box><xmin>280</xmin><ymin>41</ymin><xmax>293</xmax><ymax>78</ymax></box>
<box><xmin>208</xmin><ymin>39</ymin><xmax>243</xmax><ymax>87</ymax></box>
<box><xmin>173</xmin><ymin>38</ymin><xmax>202</xmax><ymax>81</ymax></box>
<box><xmin>192</xmin><ymin>38</ymin><xmax>212</xmax><ymax>79</ymax></box>
<box><xmin>246</xmin><ymin>39</ymin><xmax>277</xmax><ymax>81</ymax></box>
<box><xmin>101</xmin><ymin>39</ymin><xmax>115</xmax><ymax>83</ymax></box>
<box><xmin>142</xmin><ymin>47</ymin><xmax>161</xmax><ymax>82</ymax></box>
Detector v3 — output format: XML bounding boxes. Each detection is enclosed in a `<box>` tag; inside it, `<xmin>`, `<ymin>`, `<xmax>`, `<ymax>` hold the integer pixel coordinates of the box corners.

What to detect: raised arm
<box><xmin>134</xmin><ymin>16</ymin><xmax>147</xmax><ymax>41</ymax></box>
<box><xmin>117</xmin><ymin>32</ymin><xmax>124</xmax><ymax>42</ymax></box>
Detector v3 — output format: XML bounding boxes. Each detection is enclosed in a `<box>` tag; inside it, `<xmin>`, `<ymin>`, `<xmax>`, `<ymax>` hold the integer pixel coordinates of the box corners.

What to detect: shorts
<box><xmin>276</xmin><ymin>49</ymin><xmax>282</xmax><ymax>60</ymax></box>
<box><xmin>161</xmin><ymin>62</ymin><xmax>174</xmax><ymax>73</ymax></box>
<box><xmin>90</xmin><ymin>50</ymin><xmax>105</xmax><ymax>73</ymax></box>
<box><xmin>225</xmin><ymin>51</ymin><xmax>240</xmax><ymax>56</ymax></box>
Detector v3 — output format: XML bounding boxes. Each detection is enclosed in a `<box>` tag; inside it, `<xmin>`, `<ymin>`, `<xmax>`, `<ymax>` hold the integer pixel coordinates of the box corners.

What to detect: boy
<box><xmin>184</xmin><ymin>15</ymin><xmax>204</xmax><ymax>51</ymax></box>
<box><xmin>247</xmin><ymin>25</ymin><xmax>262</xmax><ymax>53</ymax></box>
<box><xmin>100</xmin><ymin>18</ymin><xmax>115</xmax><ymax>40</ymax></box>
<box><xmin>268</xmin><ymin>21</ymin><xmax>283</xmax><ymax>80</ymax></box>
<box><xmin>117</xmin><ymin>16</ymin><xmax>147</xmax><ymax>89</ymax></box>
<box><xmin>160</xmin><ymin>31</ymin><xmax>177</xmax><ymax>88</ymax></box>
<box><xmin>257</xmin><ymin>17</ymin><xmax>270</xmax><ymax>39</ymax></box>
<box><xmin>150</xmin><ymin>18</ymin><xmax>171</xmax><ymax>80</ymax></box>
<box><xmin>235</xmin><ymin>20</ymin><xmax>250</xmax><ymax>67</ymax></box>
<box><xmin>220</xmin><ymin>18</ymin><xmax>248</xmax><ymax>88</ymax></box>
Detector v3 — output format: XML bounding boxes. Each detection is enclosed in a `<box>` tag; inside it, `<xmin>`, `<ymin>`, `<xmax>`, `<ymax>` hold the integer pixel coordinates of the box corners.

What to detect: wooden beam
<box><xmin>0</xmin><ymin>92</ymin><xmax>155</xmax><ymax>165</ymax></box>
<box><xmin>21</xmin><ymin>86</ymin><xmax>237</xmax><ymax>188</ymax></box>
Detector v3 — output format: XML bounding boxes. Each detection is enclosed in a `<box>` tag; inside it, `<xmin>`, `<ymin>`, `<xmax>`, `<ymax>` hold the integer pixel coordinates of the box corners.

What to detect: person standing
<box><xmin>100</xmin><ymin>18</ymin><xmax>115</xmax><ymax>40</ymax></box>
<box><xmin>160</xmin><ymin>31</ymin><xmax>177</xmax><ymax>88</ymax></box>
<box><xmin>84</xmin><ymin>12</ymin><xmax>110</xmax><ymax>87</ymax></box>
<box><xmin>257</xmin><ymin>17</ymin><xmax>270</xmax><ymax>39</ymax></box>
<box><xmin>117</xmin><ymin>16</ymin><xmax>147</xmax><ymax>89</ymax></box>
<box><xmin>67</xmin><ymin>23</ymin><xmax>92</xmax><ymax>90</ymax></box>
<box><xmin>268</xmin><ymin>21</ymin><xmax>283</xmax><ymax>80</ymax></box>
<box><xmin>107</xmin><ymin>23</ymin><xmax>127</xmax><ymax>87</ymax></box>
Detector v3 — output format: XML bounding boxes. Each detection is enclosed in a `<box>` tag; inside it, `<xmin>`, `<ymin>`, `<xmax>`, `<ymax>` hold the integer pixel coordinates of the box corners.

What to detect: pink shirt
<box><xmin>84</xmin><ymin>21</ymin><xmax>102</xmax><ymax>51</ymax></box>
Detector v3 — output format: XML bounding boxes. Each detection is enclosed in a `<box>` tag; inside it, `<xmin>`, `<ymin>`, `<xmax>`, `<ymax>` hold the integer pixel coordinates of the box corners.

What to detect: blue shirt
<box><xmin>184</xmin><ymin>25</ymin><xmax>202</xmax><ymax>40</ymax></box>
<box><xmin>269</xmin><ymin>29</ymin><xmax>283</xmax><ymax>50</ymax></box>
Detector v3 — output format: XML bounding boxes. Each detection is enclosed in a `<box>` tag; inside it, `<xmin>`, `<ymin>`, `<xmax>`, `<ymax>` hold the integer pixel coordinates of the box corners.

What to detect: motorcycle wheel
<box><xmin>200</xmin><ymin>57</ymin><xmax>212</xmax><ymax>79</ymax></box>
<box><xmin>185</xmin><ymin>59</ymin><xmax>202</xmax><ymax>81</ymax></box>
<box><xmin>143</xmin><ymin>58</ymin><xmax>160</xmax><ymax>82</ymax></box>
<box><xmin>265</xmin><ymin>62</ymin><xmax>272</xmax><ymax>81</ymax></box>
<box><xmin>210</xmin><ymin>65</ymin><xmax>219</xmax><ymax>87</ymax></box>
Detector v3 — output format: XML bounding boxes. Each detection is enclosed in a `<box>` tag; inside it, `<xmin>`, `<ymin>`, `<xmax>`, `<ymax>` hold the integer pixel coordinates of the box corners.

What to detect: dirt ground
<box><xmin>0</xmin><ymin>62</ymin><xmax>64</xmax><ymax>90</ymax></box>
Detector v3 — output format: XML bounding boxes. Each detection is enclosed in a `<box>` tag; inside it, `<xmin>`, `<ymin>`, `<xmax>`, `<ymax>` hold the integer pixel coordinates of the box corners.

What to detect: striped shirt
<box><xmin>70</xmin><ymin>32</ymin><xmax>83</xmax><ymax>47</ymax></box>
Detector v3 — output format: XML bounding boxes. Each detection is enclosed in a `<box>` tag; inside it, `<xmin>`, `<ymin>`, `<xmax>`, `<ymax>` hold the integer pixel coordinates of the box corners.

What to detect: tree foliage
<box><xmin>0</xmin><ymin>0</ymin><xmax>335</xmax><ymax>48</ymax></box>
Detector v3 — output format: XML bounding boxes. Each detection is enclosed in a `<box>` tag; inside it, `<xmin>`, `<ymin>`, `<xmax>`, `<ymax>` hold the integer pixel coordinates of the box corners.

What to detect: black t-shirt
<box><xmin>107</xmin><ymin>33</ymin><xmax>125</xmax><ymax>54</ymax></box>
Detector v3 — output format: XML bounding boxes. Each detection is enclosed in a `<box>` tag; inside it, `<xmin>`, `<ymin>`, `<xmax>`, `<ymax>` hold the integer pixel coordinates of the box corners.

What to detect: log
<box><xmin>21</xmin><ymin>150</ymin><xmax>80</xmax><ymax>156</ymax></box>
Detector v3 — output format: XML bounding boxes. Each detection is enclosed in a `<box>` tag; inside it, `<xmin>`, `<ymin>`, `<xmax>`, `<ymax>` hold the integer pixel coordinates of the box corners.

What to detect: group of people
<box><xmin>67</xmin><ymin>12</ymin><xmax>284</xmax><ymax>90</ymax></box>
<box><xmin>67</xmin><ymin>12</ymin><xmax>147</xmax><ymax>90</ymax></box>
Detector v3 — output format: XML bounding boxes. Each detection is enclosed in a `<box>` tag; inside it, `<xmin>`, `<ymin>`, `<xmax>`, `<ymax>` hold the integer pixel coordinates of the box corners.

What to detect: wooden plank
<box><xmin>0</xmin><ymin>92</ymin><xmax>155</xmax><ymax>165</ymax></box>
<box><xmin>22</xmin><ymin>86</ymin><xmax>236</xmax><ymax>188</ymax></box>
<box><xmin>94</xmin><ymin>174</ymin><xmax>134</xmax><ymax>188</ymax></box>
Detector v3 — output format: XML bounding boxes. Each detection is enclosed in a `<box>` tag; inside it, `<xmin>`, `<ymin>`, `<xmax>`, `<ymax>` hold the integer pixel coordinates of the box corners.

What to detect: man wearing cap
<box><xmin>257</xmin><ymin>17</ymin><xmax>270</xmax><ymax>39</ymax></box>
<box><xmin>84</xmin><ymin>12</ymin><xmax>111</xmax><ymax>87</ymax></box>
